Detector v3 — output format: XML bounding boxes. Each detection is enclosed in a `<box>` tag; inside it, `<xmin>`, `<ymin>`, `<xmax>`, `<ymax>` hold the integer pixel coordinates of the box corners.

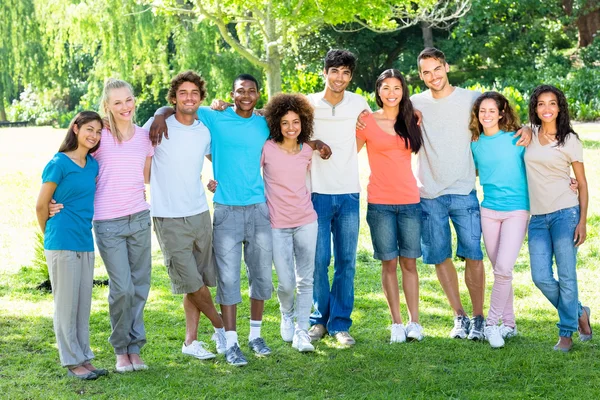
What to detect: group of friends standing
<box><xmin>35</xmin><ymin>47</ymin><xmax>593</xmax><ymax>380</ymax></box>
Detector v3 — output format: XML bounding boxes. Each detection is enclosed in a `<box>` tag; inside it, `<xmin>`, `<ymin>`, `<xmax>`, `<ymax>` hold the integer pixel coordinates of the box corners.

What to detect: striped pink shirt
<box><xmin>93</xmin><ymin>125</ymin><xmax>154</xmax><ymax>220</ymax></box>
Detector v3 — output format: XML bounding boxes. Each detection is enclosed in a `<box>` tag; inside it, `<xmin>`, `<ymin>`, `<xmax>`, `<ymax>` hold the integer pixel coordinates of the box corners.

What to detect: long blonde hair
<box><xmin>100</xmin><ymin>78</ymin><xmax>136</xmax><ymax>142</ymax></box>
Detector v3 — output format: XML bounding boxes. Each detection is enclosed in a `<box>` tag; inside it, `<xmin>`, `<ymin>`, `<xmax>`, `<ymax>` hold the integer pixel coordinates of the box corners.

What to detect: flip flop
<box><xmin>579</xmin><ymin>306</ymin><xmax>593</xmax><ymax>342</ymax></box>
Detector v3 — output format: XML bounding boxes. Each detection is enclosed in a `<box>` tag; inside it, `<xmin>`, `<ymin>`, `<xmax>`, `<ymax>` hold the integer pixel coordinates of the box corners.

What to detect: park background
<box><xmin>1</xmin><ymin>0</ymin><xmax>600</xmax><ymax>399</ymax></box>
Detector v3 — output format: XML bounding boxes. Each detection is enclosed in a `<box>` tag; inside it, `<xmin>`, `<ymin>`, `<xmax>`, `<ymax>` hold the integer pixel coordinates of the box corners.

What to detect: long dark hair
<box><xmin>58</xmin><ymin>111</ymin><xmax>103</xmax><ymax>153</ymax></box>
<box><xmin>375</xmin><ymin>69</ymin><xmax>422</xmax><ymax>153</ymax></box>
<box><xmin>469</xmin><ymin>91</ymin><xmax>521</xmax><ymax>140</ymax></box>
<box><xmin>528</xmin><ymin>85</ymin><xmax>578</xmax><ymax>147</ymax></box>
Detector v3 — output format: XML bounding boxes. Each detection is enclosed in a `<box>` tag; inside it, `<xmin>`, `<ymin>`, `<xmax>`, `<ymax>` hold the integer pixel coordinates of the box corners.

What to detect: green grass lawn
<box><xmin>1</xmin><ymin>124</ymin><xmax>599</xmax><ymax>399</ymax></box>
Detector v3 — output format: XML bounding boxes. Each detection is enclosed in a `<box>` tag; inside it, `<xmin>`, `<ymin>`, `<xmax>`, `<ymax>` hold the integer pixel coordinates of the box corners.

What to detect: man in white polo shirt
<box><xmin>144</xmin><ymin>71</ymin><xmax>227</xmax><ymax>361</ymax></box>
<box><xmin>307</xmin><ymin>49</ymin><xmax>370</xmax><ymax>346</ymax></box>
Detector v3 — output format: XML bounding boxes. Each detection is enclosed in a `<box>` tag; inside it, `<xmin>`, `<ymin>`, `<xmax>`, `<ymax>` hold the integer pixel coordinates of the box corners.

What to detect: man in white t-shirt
<box><xmin>307</xmin><ymin>49</ymin><xmax>371</xmax><ymax>346</ymax></box>
<box><xmin>411</xmin><ymin>48</ymin><xmax>530</xmax><ymax>340</ymax></box>
<box><xmin>143</xmin><ymin>71</ymin><xmax>228</xmax><ymax>362</ymax></box>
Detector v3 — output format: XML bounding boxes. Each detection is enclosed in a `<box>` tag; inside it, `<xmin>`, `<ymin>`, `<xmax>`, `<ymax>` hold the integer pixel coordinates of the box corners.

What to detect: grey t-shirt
<box><xmin>411</xmin><ymin>87</ymin><xmax>481</xmax><ymax>199</ymax></box>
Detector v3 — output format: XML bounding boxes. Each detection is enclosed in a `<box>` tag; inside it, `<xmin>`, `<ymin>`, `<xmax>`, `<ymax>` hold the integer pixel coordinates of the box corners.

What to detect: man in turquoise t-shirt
<box><xmin>150</xmin><ymin>75</ymin><xmax>272</xmax><ymax>367</ymax></box>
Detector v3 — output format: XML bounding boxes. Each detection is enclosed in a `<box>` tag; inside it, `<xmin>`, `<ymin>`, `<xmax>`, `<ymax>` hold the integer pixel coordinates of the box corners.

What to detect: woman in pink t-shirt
<box><xmin>356</xmin><ymin>69</ymin><xmax>424</xmax><ymax>344</ymax></box>
<box><xmin>94</xmin><ymin>79</ymin><xmax>154</xmax><ymax>371</ymax></box>
<box><xmin>262</xmin><ymin>93</ymin><xmax>318</xmax><ymax>353</ymax></box>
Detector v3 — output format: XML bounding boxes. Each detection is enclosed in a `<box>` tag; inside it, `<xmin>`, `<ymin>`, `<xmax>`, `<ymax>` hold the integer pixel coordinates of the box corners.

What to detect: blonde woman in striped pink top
<box><xmin>93</xmin><ymin>79</ymin><xmax>154</xmax><ymax>372</ymax></box>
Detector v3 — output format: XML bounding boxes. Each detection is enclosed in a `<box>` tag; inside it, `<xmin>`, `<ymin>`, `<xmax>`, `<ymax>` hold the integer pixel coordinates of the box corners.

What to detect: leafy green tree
<box><xmin>0</xmin><ymin>0</ymin><xmax>46</xmax><ymax>121</ymax></box>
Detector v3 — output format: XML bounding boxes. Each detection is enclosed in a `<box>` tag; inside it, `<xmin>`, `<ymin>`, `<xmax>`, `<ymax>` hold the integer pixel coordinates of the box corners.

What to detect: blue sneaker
<box><xmin>248</xmin><ymin>337</ymin><xmax>272</xmax><ymax>356</ymax></box>
<box><xmin>225</xmin><ymin>344</ymin><xmax>248</xmax><ymax>367</ymax></box>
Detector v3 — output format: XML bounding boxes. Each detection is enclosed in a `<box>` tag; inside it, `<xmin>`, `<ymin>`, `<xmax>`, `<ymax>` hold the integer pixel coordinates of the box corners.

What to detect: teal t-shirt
<box><xmin>197</xmin><ymin>107</ymin><xmax>269</xmax><ymax>205</ymax></box>
<box><xmin>471</xmin><ymin>130</ymin><xmax>529</xmax><ymax>211</ymax></box>
<box><xmin>42</xmin><ymin>153</ymin><xmax>99</xmax><ymax>251</ymax></box>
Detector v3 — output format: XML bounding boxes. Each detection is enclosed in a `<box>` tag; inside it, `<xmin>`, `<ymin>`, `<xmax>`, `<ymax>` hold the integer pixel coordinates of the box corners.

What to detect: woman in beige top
<box><xmin>524</xmin><ymin>84</ymin><xmax>592</xmax><ymax>352</ymax></box>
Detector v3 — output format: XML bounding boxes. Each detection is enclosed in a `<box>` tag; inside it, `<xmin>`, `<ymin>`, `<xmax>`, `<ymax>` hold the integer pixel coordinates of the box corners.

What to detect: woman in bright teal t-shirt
<box><xmin>469</xmin><ymin>92</ymin><xmax>528</xmax><ymax>349</ymax></box>
<box><xmin>35</xmin><ymin>111</ymin><xmax>106</xmax><ymax>380</ymax></box>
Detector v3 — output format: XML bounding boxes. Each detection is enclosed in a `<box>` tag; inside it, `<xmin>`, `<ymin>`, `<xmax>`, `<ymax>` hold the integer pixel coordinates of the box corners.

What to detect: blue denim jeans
<box><xmin>529</xmin><ymin>206</ymin><xmax>583</xmax><ymax>338</ymax></box>
<box><xmin>310</xmin><ymin>193</ymin><xmax>359</xmax><ymax>334</ymax></box>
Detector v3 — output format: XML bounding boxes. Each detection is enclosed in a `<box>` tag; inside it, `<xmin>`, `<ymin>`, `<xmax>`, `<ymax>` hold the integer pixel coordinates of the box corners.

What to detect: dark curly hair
<box><xmin>264</xmin><ymin>93</ymin><xmax>314</xmax><ymax>144</ymax></box>
<box><xmin>167</xmin><ymin>70</ymin><xmax>207</xmax><ymax>105</ymax></box>
<box><xmin>374</xmin><ymin>69</ymin><xmax>422</xmax><ymax>153</ymax></box>
<box><xmin>528</xmin><ymin>85</ymin><xmax>578</xmax><ymax>147</ymax></box>
<box><xmin>469</xmin><ymin>91</ymin><xmax>521</xmax><ymax>140</ymax></box>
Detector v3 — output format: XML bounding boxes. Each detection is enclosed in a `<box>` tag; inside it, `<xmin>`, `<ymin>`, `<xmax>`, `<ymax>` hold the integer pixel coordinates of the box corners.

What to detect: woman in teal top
<box><xmin>469</xmin><ymin>92</ymin><xmax>529</xmax><ymax>349</ymax></box>
<box><xmin>35</xmin><ymin>111</ymin><xmax>106</xmax><ymax>380</ymax></box>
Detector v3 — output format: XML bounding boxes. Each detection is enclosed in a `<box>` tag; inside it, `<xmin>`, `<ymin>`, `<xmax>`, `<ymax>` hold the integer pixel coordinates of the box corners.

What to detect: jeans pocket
<box><xmin>421</xmin><ymin>212</ymin><xmax>431</xmax><ymax>245</ymax></box>
<box><xmin>213</xmin><ymin>206</ymin><xmax>230</xmax><ymax>228</ymax></box>
<box><xmin>469</xmin><ymin>208</ymin><xmax>482</xmax><ymax>240</ymax></box>
<box><xmin>348</xmin><ymin>193</ymin><xmax>360</xmax><ymax>202</ymax></box>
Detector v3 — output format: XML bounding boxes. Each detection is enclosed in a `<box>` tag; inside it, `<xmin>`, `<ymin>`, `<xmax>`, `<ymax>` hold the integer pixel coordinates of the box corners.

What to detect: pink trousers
<box><xmin>481</xmin><ymin>207</ymin><xmax>529</xmax><ymax>327</ymax></box>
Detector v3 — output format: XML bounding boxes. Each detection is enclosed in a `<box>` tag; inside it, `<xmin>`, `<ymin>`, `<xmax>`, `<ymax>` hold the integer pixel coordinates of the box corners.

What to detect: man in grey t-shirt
<box><xmin>411</xmin><ymin>48</ymin><xmax>530</xmax><ymax>340</ymax></box>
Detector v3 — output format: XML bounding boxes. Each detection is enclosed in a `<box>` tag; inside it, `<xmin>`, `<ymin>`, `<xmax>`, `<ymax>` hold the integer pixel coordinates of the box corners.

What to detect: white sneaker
<box><xmin>484</xmin><ymin>325</ymin><xmax>505</xmax><ymax>348</ymax></box>
<box><xmin>405</xmin><ymin>322</ymin><xmax>424</xmax><ymax>341</ymax></box>
<box><xmin>500</xmin><ymin>324</ymin><xmax>518</xmax><ymax>339</ymax></box>
<box><xmin>390</xmin><ymin>323</ymin><xmax>406</xmax><ymax>343</ymax></box>
<box><xmin>211</xmin><ymin>331</ymin><xmax>227</xmax><ymax>354</ymax></box>
<box><xmin>292</xmin><ymin>329</ymin><xmax>315</xmax><ymax>352</ymax></box>
<box><xmin>280</xmin><ymin>312</ymin><xmax>295</xmax><ymax>343</ymax></box>
<box><xmin>182</xmin><ymin>340</ymin><xmax>216</xmax><ymax>360</ymax></box>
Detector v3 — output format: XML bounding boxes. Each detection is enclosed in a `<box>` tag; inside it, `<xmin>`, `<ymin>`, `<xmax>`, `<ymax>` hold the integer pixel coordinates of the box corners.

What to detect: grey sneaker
<box><xmin>211</xmin><ymin>331</ymin><xmax>227</xmax><ymax>354</ymax></box>
<box><xmin>248</xmin><ymin>337</ymin><xmax>272</xmax><ymax>356</ymax></box>
<box><xmin>308</xmin><ymin>324</ymin><xmax>327</xmax><ymax>342</ymax></box>
<box><xmin>280</xmin><ymin>312</ymin><xmax>295</xmax><ymax>343</ymax></box>
<box><xmin>468</xmin><ymin>315</ymin><xmax>485</xmax><ymax>340</ymax></box>
<box><xmin>334</xmin><ymin>331</ymin><xmax>356</xmax><ymax>346</ymax></box>
<box><xmin>500</xmin><ymin>324</ymin><xmax>518</xmax><ymax>339</ymax></box>
<box><xmin>225</xmin><ymin>343</ymin><xmax>248</xmax><ymax>367</ymax></box>
<box><xmin>450</xmin><ymin>315</ymin><xmax>471</xmax><ymax>339</ymax></box>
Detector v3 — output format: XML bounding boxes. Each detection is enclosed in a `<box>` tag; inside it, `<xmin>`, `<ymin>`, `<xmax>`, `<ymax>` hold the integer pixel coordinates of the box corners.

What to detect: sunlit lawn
<box><xmin>1</xmin><ymin>124</ymin><xmax>599</xmax><ymax>399</ymax></box>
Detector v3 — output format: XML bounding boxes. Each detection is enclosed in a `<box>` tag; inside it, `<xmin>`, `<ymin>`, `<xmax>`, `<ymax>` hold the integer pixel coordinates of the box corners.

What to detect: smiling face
<box><xmin>279</xmin><ymin>111</ymin><xmax>302</xmax><ymax>142</ymax></box>
<box><xmin>478</xmin><ymin>98</ymin><xmax>502</xmax><ymax>132</ymax></box>
<box><xmin>536</xmin><ymin>92</ymin><xmax>560</xmax><ymax>124</ymax></box>
<box><xmin>377</xmin><ymin>77</ymin><xmax>403</xmax><ymax>108</ymax></box>
<box><xmin>231</xmin><ymin>79</ymin><xmax>259</xmax><ymax>112</ymax></box>
<box><xmin>74</xmin><ymin>120</ymin><xmax>102</xmax><ymax>150</ymax></box>
<box><xmin>323</xmin><ymin>65</ymin><xmax>352</xmax><ymax>95</ymax></box>
<box><xmin>106</xmin><ymin>87</ymin><xmax>135</xmax><ymax>124</ymax></box>
<box><xmin>418</xmin><ymin>57</ymin><xmax>450</xmax><ymax>93</ymax></box>
<box><xmin>173</xmin><ymin>81</ymin><xmax>202</xmax><ymax>115</ymax></box>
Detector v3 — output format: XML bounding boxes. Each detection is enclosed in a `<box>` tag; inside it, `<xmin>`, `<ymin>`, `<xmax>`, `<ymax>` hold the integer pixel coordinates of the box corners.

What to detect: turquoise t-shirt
<box><xmin>197</xmin><ymin>107</ymin><xmax>269</xmax><ymax>205</ymax></box>
<box><xmin>471</xmin><ymin>130</ymin><xmax>529</xmax><ymax>211</ymax></box>
<box><xmin>42</xmin><ymin>153</ymin><xmax>99</xmax><ymax>251</ymax></box>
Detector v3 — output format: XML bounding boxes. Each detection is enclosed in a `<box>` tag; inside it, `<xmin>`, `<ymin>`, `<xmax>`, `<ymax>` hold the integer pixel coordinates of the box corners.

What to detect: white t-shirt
<box><xmin>307</xmin><ymin>91</ymin><xmax>370</xmax><ymax>194</ymax></box>
<box><xmin>411</xmin><ymin>87</ymin><xmax>481</xmax><ymax>199</ymax></box>
<box><xmin>143</xmin><ymin>116</ymin><xmax>211</xmax><ymax>218</ymax></box>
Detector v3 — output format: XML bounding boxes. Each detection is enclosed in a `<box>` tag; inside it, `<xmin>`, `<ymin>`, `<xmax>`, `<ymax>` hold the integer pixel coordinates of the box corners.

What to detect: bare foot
<box><xmin>578</xmin><ymin>308</ymin><xmax>592</xmax><ymax>335</ymax></box>
<box><xmin>555</xmin><ymin>336</ymin><xmax>573</xmax><ymax>351</ymax></box>
<box><xmin>128</xmin><ymin>353</ymin><xmax>144</xmax><ymax>365</ymax></box>
<box><xmin>116</xmin><ymin>353</ymin><xmax>132</xmax><ymax>368</ymax></box>
<box><xmin>69</xmin><ymin>366</ymin><xmax>92</xmax><ymax>376</ymax></box>
<box><xmin>82</xmin><ymin>362</ymin><xmax>98</xmax><ymax>372</ymax></box>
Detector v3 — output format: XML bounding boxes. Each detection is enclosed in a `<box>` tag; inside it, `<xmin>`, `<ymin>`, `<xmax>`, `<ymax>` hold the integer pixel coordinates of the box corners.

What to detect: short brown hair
<box><xmin>167</xmin><ymin>70</ymin><xmax>207</xmax><ymax>105</ymax></box>
<box><xmin>417</xmin><ymin>47</ymin><xmax>447</xmax><ymax>70</ymax></box>
<box><xmin>469</xmin><ymin>91</ymin><xmax>521</xmax><ymax>140</ymax></box>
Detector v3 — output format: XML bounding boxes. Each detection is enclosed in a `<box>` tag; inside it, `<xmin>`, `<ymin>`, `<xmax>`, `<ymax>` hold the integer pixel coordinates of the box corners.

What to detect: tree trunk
<box><xmin>0</xmin><ymin>83</ymin><xmax>6</xmax><ymax>121</ymax></box>
<box><xmin>576</xmin><ymin>6</ymin><xmax>600</xmax><ymax>47</ymax></box>
<box><xmin>421</xmin><ymin>21</ymin><xmax>434</xmax><ymax>48</ymax></box>
<box><xmin>562</xmin><ymin>0</ymin><xmax>600</xmax><ymax>47</ymax></box>
<box><xmin>265</xmin><ymin>52</ymin><xmax>282</xmax><ymax>98</ymax></box>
